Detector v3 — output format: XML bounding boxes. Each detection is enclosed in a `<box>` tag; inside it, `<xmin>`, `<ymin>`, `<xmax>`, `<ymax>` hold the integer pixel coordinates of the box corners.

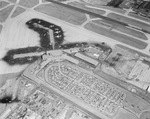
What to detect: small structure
<box><xmin>132</xmin><ymin>0</ymin><xmax>150</xmax><ymax>17</ymax></box>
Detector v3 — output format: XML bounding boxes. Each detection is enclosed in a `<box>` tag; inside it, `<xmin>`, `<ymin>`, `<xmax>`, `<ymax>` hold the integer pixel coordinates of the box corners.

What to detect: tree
<box><xmin>107</xmin><ymin>0</ymin><xmax>124</xmax><ymax>7</ymax></box>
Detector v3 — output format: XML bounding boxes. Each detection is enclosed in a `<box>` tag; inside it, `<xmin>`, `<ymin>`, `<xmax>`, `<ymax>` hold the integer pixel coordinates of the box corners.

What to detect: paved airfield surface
<box><xmin>0</xmin><ymin>0</ymin><xmax>150</xmax><ymax>119</ymax></box>
<box><xmin>0</xmin><ymin>0</ymin><xmax>150</xmax><ymax>74</ymax></box>
<box><xmin>0</xmin><ymin>0</ymin><xmax>150</xmax><ymax>75</ymax></box>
